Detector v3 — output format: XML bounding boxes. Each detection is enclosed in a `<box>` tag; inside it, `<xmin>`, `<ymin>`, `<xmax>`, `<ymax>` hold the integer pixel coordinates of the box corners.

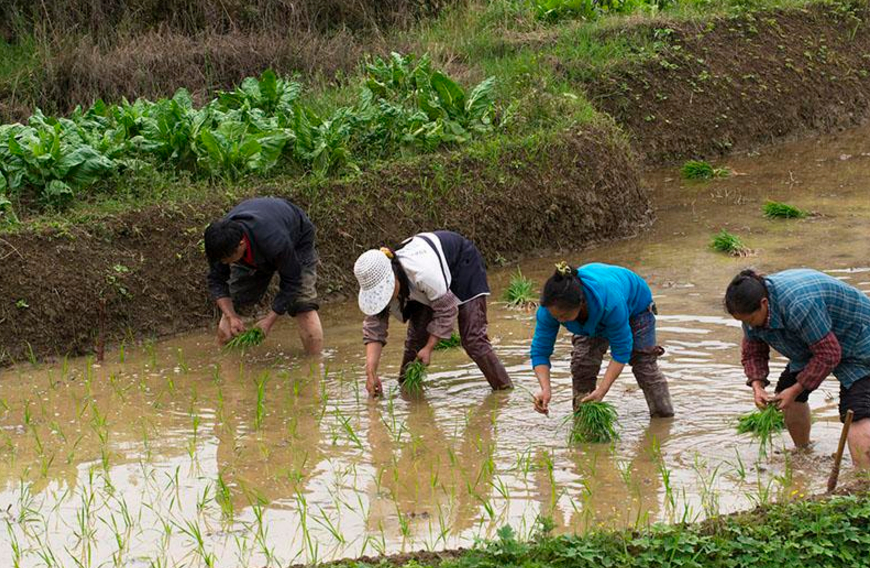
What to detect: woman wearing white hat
<box><xmin>354</xmin><ymin>231</ymin><xmax>513</xmax><ymax>397</ymax></box>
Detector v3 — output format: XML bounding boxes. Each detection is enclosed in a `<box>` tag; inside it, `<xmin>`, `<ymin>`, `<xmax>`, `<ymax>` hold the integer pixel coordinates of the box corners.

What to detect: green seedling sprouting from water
<box><xmin>711</xmin><ymin>230</ymin><xmax>751</xmax><ymax>256</ymax></box>
<box><xmin>567</xmin><ymin>401</ymin><xmax>620</xmax><ymax>444</ymax></box>
<box><xmin>225</xmin><ymin>328</ymin><xmax>265</xmax><ymax>350</ymax></box>
<box><xmin>763</xmin><ymin>201</ymin><xmax>809</xmax><ymax>219</ymax></box>
<box><xmin>503</xmin><ymin>268</ymin><xmax>537</xmax><ymax>308</ymax></box>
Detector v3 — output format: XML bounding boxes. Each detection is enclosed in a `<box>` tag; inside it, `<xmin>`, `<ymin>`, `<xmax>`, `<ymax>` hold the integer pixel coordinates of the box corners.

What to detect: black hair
<box><xmin>204</xmin><ymin>219</ymin><xmax>244</xmax><ymax>264</ymax></box>
<box><xmin>724</xmin><ymin>269</ymin><xmax>768</xmax><ymax>315</ymax></box>
<box><xmin>541</xmin><ymin>264</ymin><xmax>587</xmax><ymax>315</ymax></box>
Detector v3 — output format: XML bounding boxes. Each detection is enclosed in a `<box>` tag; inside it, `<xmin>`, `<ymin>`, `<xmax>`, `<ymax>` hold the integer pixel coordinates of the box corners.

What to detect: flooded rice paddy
<box><xmin>3</xmin><ymin>124</ymin><xmax>870</xmax><ymax>567</ymax></box>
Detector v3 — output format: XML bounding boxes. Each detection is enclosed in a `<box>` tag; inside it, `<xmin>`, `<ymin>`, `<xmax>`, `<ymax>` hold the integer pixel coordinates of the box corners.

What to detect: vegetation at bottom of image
<box><xmin>224</xmin><ymin>328</ymin><xmax>266</xmax><ymax>349</ymax></box>
<box><xmin>336</xmin><ymin>491</ymin><xmax>870</xmax><ymax>568</ymax></box>
<box><xmin>568</xmin><ymin>401</ymin><xmax>619</xmax><ymax>443</ymax></box>
<box><xmin>434</xmin><ymin>332</ymin><xmax>462</xmax><ymax>350</ymax></box>
<box><xmin>763</xmin><ymin>200</ymin><xmax>809</xmax><ymax>219</ymax></box>
<box><xmin>711</xmin><ymin>230</ymin><xmax>750</xmax><ymax>256</ymax></box>
<box><xmin>503</xmin><ymin>268</ymin><xmax>537</xmax><ymax>308</ymax></box>
<box><xmin>402</xmin><ymin>360</ymin><xmax>427</xmax><ymax>393</ymax></box>
<box><xmin>680</xmin><ymin>159</ymin><xmax>730</xmax><ymax>180</ymax></box>
<box><xmin>736</xmin><ymin>404</ymin><xmax>785</xmax><ymax>451</ymax></box>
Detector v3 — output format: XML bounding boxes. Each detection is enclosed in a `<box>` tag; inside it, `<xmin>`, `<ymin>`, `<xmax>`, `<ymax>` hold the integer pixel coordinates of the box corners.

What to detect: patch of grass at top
<box><xmin>681</xmin><ymin>159</ymin><xmax>730</xmax><ymax>180</ymax></box>
<box><xmin>711</xmin><ymin>230</ymin><xmax>750</xmax><ymax>256</ymax></box>
<box><xmin>503</xmin><ymin>268</ymin><xmax>537</xmax><ymax>308</ymax></box>
<box><xmin>763</xmin><ymin>200</ymin><xmax>808</xmax><ymax>219</ymax></box>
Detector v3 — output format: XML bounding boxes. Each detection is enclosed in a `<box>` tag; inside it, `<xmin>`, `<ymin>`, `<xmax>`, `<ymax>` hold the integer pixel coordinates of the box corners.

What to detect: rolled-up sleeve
<box><xmin>795</xmin><ymin>332</ymin><xmax>841</xmax><ymax>391</ymax></box>
<box><xmin>207</xmin><ymin>261</ymin><xmax>231</xmax><ymax>301</ymax></box>
<box><xmin>530</xmin><ymin>306</ymin><xmax>560</xmax><ymax>368</ymax></box>
<box><xmin>363</xmin><ymin>312</ymin><xmax>390</xmax><ymax>345</ymax></box>
<box><xmin>742</xmin><ymin>336</ymin><xmax>771</xmax><ymax>387</ymax></box>
<box><xmin>427</xmin><ymin>291</ymin><xmax>458</xmax><ymax>339</ymax></box>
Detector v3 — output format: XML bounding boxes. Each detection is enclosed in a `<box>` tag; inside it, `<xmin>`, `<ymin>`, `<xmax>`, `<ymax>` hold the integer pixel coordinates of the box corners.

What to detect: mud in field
<box><xmin>581</xmin><ymin>5</ymin><xmax>870</xmax><ymax>164</ymax></box>
<box><xmin>1</xmin><ymin>122</ymin><xmax>869</xmax><ymax>566</ymax></box>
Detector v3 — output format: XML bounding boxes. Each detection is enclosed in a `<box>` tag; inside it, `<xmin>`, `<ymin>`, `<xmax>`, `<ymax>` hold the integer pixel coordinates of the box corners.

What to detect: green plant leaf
<box><xmin>430</xmin><ymin>72</ymin><xmax>466</xmax><ymax>114</ymax></box>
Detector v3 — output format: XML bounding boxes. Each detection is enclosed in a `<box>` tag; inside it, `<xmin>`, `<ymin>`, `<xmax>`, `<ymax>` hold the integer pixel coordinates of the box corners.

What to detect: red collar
<box><xmin>242</xmin><ymin>234</ymin><xmax>255</xmax><ymax>266</ymax></box>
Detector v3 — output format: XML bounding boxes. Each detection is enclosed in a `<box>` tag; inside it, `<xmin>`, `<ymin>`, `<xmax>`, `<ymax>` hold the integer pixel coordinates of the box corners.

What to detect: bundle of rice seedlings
<box><xmin>711</xmin><ymin>230</ymin><xmax>751</xmax><ymax>257</ymax></box>
<box><xmin>224</xmin><ymin>328</ymin><xmax>265</xmax><ymax>349</ymax></box>
<box><xmin>762</xmin><ymin>201</ymin><xmax>809</xmax><ymax>219</ymax></box>
<box><xmin>568</xmin><ymin>401</ymin><xmax>620</xmax><ymax>444</ymax></box>
<box><xmin>681</xmin><ymin>159</ymin><xmax>730</xmax><ymax>180</ymax></box>
<box><xmin>503</xmin><ymin>268</ymin><xmax>536</xmax><ymax>309</ymax></box>
<box><xmin>402</xmin><ymin>360</ymin><xmax>427</xmax><ymax>394</ymax></box>
<box><xmin>736</xmin><ymin>404</ymin><xmax>785</xmax><ymax>453</ymax></box>
<box><xmin>434</xmin><ymin>332</ymin><xmax>461</xmax><ymax>350</ymax></box>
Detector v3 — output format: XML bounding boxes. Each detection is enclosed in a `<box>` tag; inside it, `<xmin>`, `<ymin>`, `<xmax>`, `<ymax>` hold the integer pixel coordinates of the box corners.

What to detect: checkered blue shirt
<box><xmin>744</xmin><ymin>269</ymin><xmax>870</xmax><ymax>389</ymax></box>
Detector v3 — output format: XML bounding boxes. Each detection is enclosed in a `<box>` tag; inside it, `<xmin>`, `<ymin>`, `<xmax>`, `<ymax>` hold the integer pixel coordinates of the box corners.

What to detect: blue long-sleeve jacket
<box><xmin>530</xmin><ymin>263</ymin><xmax>653</xmax><ymax>367</ymax></box>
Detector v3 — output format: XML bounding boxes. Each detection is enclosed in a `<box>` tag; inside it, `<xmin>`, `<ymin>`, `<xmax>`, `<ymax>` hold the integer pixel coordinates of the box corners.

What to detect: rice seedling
<box><xmin>224</xmin><ymin>328</ymin><xmax>266</xmax><ymax>350</ymax></box>
<box><xmin>434</xmin><ymin>332</ymin><xmax>462</xmax><ymax>350</ymax></box>
<box><xmin>762</xmin><ymin>200</ymin><xmax>809</xmax><ymax>219</ymax></box>
<box><xmin>567</xmin><ymin>401</ymin><xmax>619</xmax><ymax>444</ymax></box>
<box><xmin>503</xmin><ymin>268</ymin><xmax>537</xmax><ymax>308</ymax></box>
<box><xmin>402</xmin><ymin>361</ymin><xmax>427</xmax><ymax>394</ymax></box>
<box><xmin>736</xmin><ymin>404</ymin><xmax>785</xmax><ymax>455</ymax></box>
<box><xmin>710</xmin><ymin>230</ymin><xmax>751</xmax><ymax>256</ymax></box>
<box><xmin>680</xmin><ymin>159</ymin><xmax>730</xmax><ymax>180</ymax></box>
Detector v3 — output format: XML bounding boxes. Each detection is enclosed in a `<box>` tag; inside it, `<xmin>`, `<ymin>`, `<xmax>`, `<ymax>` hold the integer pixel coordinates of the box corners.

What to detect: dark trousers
<box><xmin>570</xmin><ymin>311</ymin><xmax>674</xmax><ymax>417</ymax></box>
<box><xmin>399</xmin><ymin>296</ymin><xmax>513</xmax><ymax>390</ymax></box>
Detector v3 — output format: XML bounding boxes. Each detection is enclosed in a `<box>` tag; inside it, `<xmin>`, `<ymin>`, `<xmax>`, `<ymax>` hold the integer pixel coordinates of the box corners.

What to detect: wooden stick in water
<box><xmin>827</xmin><ymin>409</ymin><xmax>855</xmax><ymax>493</ymax></box>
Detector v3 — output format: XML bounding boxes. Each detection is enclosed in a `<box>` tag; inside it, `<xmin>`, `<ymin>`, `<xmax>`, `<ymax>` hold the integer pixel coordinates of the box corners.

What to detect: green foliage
<box><xmin>0</xmin><ymin>58</ymin><xmax>497</xmax><ymax>211</ymax></box>
<box><xmin>763</xmin><ymin>200</ymin><xmax>809</xmax><ymax>219</ymax></box>
<box><xmin>503</xmin><ymin>268</ymin><xmax>536</xmax><ymax>308</ymax></box>
<box><xmin>224</xmin><ymin>328</ymin><xmax>266</xmax><ymax>350</ymax></box>
<box><xmin>737</xmin><ymin>404</ymin><xmax>785</xmax><ymax>454</ymax></box>
<box><xmin>402</xmin><ymin>360</ymin><xmax>427</xmax><ymax>393</ymax></box>
<box><xmin>711</xmin><ymin>230</ymin><xmax>749</xmax><ymax>256</ymax></box>
<box><xmin>434</xmin><ymin>332</ymin><xmax>462</xmax><ymax>350</ymax></box>
<box><xmin>338</xmin><ymin>491</ymin><xmax>870</xmax><ymax>568</ymax></box>
<box><xmin>568</xmin><ymin>401</ymin><xmax>619</xmax><ymax>443</ymax></box>
<box><xmin>681</xmin><ymin>159</ymin><xmax>730</xmax><ymax>180</ymax></box>
<box><xmin>532</xmin><ymin>0</ymin><xmax>673</xmax><ymax>21</ymax></box>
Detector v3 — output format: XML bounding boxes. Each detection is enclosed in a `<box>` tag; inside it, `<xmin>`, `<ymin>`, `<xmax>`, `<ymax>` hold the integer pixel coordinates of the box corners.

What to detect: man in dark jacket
<box><xmin>205</xmin><ymin>198</ymin><xmax>323</xmax><ymax>354</ymax></box>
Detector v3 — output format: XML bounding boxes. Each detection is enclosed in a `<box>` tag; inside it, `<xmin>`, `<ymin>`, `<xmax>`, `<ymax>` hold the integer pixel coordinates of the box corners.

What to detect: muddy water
<box><xmin>3</xmin><ymin>125</ymin><xmax>870</xmax><ymax>567</ymax></box>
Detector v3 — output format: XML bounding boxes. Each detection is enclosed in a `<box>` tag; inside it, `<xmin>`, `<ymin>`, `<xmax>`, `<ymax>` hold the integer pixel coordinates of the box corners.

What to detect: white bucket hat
<box><xmin>354</xmin><ymin>249</ymin><xmax>396</xmax><ymax>316</ymax></box>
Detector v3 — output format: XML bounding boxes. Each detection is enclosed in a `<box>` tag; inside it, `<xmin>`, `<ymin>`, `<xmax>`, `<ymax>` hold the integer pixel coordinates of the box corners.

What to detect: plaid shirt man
<box><xmin>741</xmin><ymin>269</ymin><xmax>870</xmax><ymax>392</ymax></box>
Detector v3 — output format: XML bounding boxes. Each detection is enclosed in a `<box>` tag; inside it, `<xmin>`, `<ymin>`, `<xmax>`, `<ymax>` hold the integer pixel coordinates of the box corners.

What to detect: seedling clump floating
<box><xmin>763</xmin><ymin>201</ymin><xmax>809</xmax><ymax>219</ymax></box>
<box><xmin>711</xmin><ymin>230</ymin><xmax>751</xmax><ymax>257</ymax></box>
